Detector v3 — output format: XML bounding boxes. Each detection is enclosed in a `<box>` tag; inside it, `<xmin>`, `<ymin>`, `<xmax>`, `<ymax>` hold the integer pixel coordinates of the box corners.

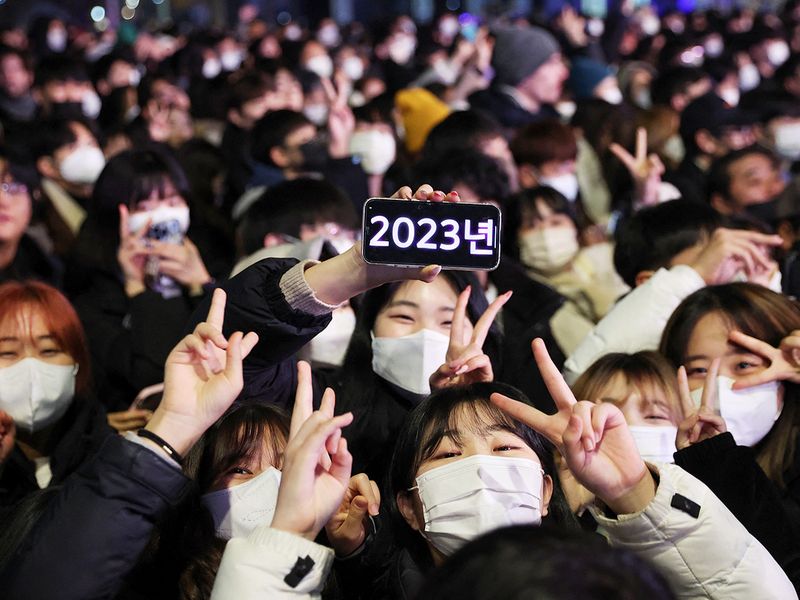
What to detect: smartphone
<box><xmin>361</xmin><ymin>198</ymin><xmax>501</xmax><ymax>270</ymax></box>
<box><xmin>146</xmin><ymin>220</ymin><xmax>184</xmax><ymax>245</ymax></box>
<box><xmin>459</xmin><ymin>13</ymin><xmax>479</xmax><ymax>42</ymax></box>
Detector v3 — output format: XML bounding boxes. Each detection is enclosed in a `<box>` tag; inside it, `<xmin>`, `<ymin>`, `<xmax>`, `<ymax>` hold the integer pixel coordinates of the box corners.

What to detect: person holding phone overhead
<box><xmin>188</xmin><ymin>185</ymin><xmax>510</xmax><ymax>481</ymax></box>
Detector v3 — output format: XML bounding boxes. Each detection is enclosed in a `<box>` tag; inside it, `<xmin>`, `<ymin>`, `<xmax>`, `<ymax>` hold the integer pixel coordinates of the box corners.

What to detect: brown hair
<box><xmin>660</xmin><ymin>283</ymin><xmax>800</xmax><ymax>486</ymax></box>
<box><xmin>510</xmin><ymin>118</ymin><xmax>578</xmax><ymax>167</ymax></box>
<box><xmin>0</xmin><ymin>280</ymin><xmax>91</xmax><ymax>397</ymax></box>
<box><xmin>572</xmin><ymin>351</ymin><xmax>683</xmax><ymax>425</ymax></box>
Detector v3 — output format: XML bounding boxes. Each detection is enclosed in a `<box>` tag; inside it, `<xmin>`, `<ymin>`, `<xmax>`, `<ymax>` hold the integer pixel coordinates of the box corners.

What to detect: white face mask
<box><xmin>690</xmin><ymin>376</ymin><xmax>782</xmax><ymax>447</ymax></box>
<box><xmin>349</xmin><ymin>130</ymin><xmax>397</xmax><ymax>175</ymax></box>
<box><xmin>220</xmin><ymin>49</ymin><xmax>243</xmax><ymax>72</ymax></box>
<box><xmin>304</xmin><ymin>54</ymin><xmax>334</xmax><ymax>79</ymax></box>
<box><xmin>342</xmin><ymin>56</ymin><xmax>365</xmax><ymax>81</ymax></box>
<box><xmin>555</xmin><ymin>101</ymin><xmax>577</xmax><ymax>120</ymax></box>
<box><xmin>59</xmin><ymin>145</ymin><xmax>106</xmax><ymax>185</ymax></box>
<box><xmin>317</xmin><ymin>25</ymin><xmax>341</xmax><ymax>48</ymax></box>
<box><xmin>633</xmin><ymin>88</ymin><xmax>652</xmax><ymax>109</ymax></box>
<box><xmin>598</xmin><ymin>86</ymin><xmax>623</xmax><ymax>105</ymax></box>
<box><xmin>0</xmin><ymin>358</ymin><xmax>77</xmax><ymax>433</ymax></box>
<box><xmin>308</xmin><ymin>306</ymin><xmax>356</xmax><ymax>368</ymax></box>
<box><xmin>640</xmin><ymin>15</ymin><xmax>661</xmax><ymax>37</ymax></box>
<box><xmin>438</xmin><ymin>17</ymin><xmax>459</xmax><ymax>39</ymax></box>
<box><xmin>704</xmin><ymin>37</ymin><xmax>724</xmax><ymax>58</ymax></box>
<box><xmin>411</xmin><ymin>455</ymin><xmax>544</xmax><ymax>557</ymax></box>
<box><xmin>127</xmin><ymin>204</ymin><xmax>190</xmax><ymax>240</ymax></box>
<box><xmin>129</xmin><ymin>69</ymin><xmax>142</xmax><ymax>87</ymax></box>
<box><xmin>767</xmin><ymin>41</ymin><xmax>790</xmax><ymax>67</ymax></box>
<box><xmin>539</xmin><ymin>173</ymin><xmax>579</xmax><ymax>202</ymax></box>
<box><xmin>47</xmin><ymin>28</ymin><xmax>68</xmax><ymax>53</ymax></box>
<box><xmin>388</xmin><ymin>34</ymin><xmax>416</xmax><ymax>65</ymax></box>
<box><xmin>628</xmin><ymin>426</ymin><xmax>677</xmax><ymax>464</ymax></box>
<box><xmin>303</xmin><ymin>103</ymin><xmax>329</xmax><ymax>126</ymax></box>
<box><xmin>719</xmin><ymin>87</ymin><xmax>740</xmax><ymax>107</ymax></box>
<box><xmin>371</xmin><ymin>329</ymin><xmax>450</xmax><ymax>396</ymax></box>
<box><xmin>739</xmin><ymin>64</ymin><xmax>761</xmax><ymax>92</ymax></box>
<box><xmin>662</xmin><ymin>135</ymin><xmax>686</xmax><ymax>164</ymax></box>
<box><xmin>201</xmin><ymin>467</ymin><xmax>282</xmax><ymax>540</ymax></box>
<box><xmin>81</xmin><ymin>91</ymin><xmax>102</xmax><ymax>119</ymax></box>
<box><xmin>586</xmin><ymin>18</ymin><xmax>605</xmax><ymax>38</ymax></box>
<box><xmin>775</xmin><ymin>123</ymin><xmax>800</xmax><ymax>161</ymax></box>
<box><xmin>519</xmin><ymin>227</ymin><xmax>580</xmax><ymax>274</ymax></box>
<box><xmin>202</xmin><ymin>58</ymin><xmax>222</xmax><ymax>79</ymax></box>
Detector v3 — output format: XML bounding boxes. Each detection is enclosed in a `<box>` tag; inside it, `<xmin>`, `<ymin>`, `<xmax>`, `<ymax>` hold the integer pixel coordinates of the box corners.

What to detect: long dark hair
<box><xmin>388</xmin><ymin>382</ymin><xmax>578</xmax><ymax>563</ymax></box>
<box><xmin>660</xmin><ymin>283</ymin><xmax>800</xmax><ymax>486</ymax></box>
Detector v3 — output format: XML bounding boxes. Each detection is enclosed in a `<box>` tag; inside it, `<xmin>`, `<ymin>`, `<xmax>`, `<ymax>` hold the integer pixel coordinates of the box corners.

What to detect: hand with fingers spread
<box><xmin>727</xmin><ymin>330</ymin><xmax>800</xmax><ymax>388</ymax></box>
<box><xmin>304</xmin><ymin>185</ymin><xmax>460</xmax><ymax>306</ymax></box>
<box><xmin>610</xmin><ymin>127</ymin><xmax>665</xmax><ymax>209</ymax></box>
<box><xmin>491</xmin><ymin>338</ymin><xmax>656</xmax><ymax>515</ymax></box>
<box><xmin>271</xmin><ymin>408</ymin><xmax>354</xmax><ymax>541</ymax></box>
<box><xmin>290</xmin><ymin>360</ymin><xmax>337</xmax><ymax>469</ymax></box>
<box><xmin>144</xmin><ymin>288</ymin><xmax>259</xmax><ymax>457</ymax></box>
<box><xmin>676</xmin><ymin>360</ymin><xmax>727</xmax><ymax>450</ymax></box>
<box><xmin>117</xmin><ymin>204</ymin><xmax>151</xmax><ymax>297</ymax></box>
<box><xmin>0</xmin><ymin>409</ymin><xmax>15</xmax><ymax>466</ymax></box>
<box><xmin>324</xmin><ymin>472</ymin><xmax>381</xmax><ymax>557</ymax></box>
<box><xmin>689</xmin><ymin>228</ymin><xmax>783</xmax><ymax>285</ymax></box>
<box><xmin>147</xmin><ymin>237</ymin><xmax>212</xmax><ymax>292</ymax></box>
<box><xmin>322</xmin><ymin>76</ymin><xmax>355</xmax><ymax>159</ymax></box>
<box><xmin>429</xmin><ymin>286</ymin><xmax>511</xmax><ymax>390</ymax></box>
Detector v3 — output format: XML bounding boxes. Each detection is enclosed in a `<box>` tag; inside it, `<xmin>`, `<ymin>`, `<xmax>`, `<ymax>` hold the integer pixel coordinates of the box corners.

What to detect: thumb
<box><xmin>346</xmin><ymin>495</ymin><xmax>370</xmax><ymax>523</ymax></box>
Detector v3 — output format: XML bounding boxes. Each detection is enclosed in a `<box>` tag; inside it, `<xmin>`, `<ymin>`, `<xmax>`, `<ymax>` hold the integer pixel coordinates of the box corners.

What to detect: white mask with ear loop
<box><xmin>410</xmin><ymin>455</ymin><xmax>545</xmax><ymax>557</ymax></box>
<box><xmin>307</xmin><ymin>306</ymin><xmax>357</xmax><ymax>368</ymax></box>
<box><xmin>59</xmin><ymin>146</ymin><xmax>106</xmax><ymax>184</ymax></box>
<box><xmin>201</xmin><ymin>467</ymin><xmax>282</xmax><ymax>540</ymax></box>
<box><xmin>628</xmin><ymin>426</ymin><xmax>678</xmax><ymax>464</ymax></box>
<box><xmin>539</xmin><ymin>174</ymin><xmax>579</xmax><ymax>202</ymax></box>
<box><xmin>0</xmin><ymin>358</ymin><xmax>78</xmax><ymax>433</ymax></box>
<box><xmin>519</xmin><ymin>227</ymin><xmax>580</xmax><ymax>274</ymax></box>
<box><xmin>690</xmin><ymin>376</ymin><xmax>782</xmax><ymax>447</ymax></box>
<box><xmin>371</xmin><ymin>329</ymin><xmax>450</xmax><ymax>396</ymax></box>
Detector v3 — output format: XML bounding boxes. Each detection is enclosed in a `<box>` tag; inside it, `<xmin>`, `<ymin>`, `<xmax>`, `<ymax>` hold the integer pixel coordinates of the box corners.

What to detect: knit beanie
<box><xmin>491</xmin><ymin>26</ymin><xmax>560</xmax><ymax>87</ymax></box>
<box><xmin>568</xmin><ymin>57</ymin><xmax>614</xmax><ymax>99</ymax></box>
<box><xmin>394</xmin><ymin>88</ymin><xmax>451</xmax><ymax>154</ymax></box>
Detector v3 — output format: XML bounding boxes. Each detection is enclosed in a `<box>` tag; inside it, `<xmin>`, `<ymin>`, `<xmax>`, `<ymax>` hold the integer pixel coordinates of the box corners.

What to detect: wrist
<box><xmin>125</xmin><ymin>280</ymin><xmax>146</xmax><ymax>297</ymax></box>
<box><xmin>144</xmin><ymin>410</ymin><xmax>202</xmax><ymax>458</ymax></box>
<box><xmin>603</xmin><ymin>465</ymin><xmax>657</xmax><ymax>516</ymax></box>
<box><xmin>272</xmin><ymin>512</ymin><xmax>318</xmax><ymax>542</ymax></box>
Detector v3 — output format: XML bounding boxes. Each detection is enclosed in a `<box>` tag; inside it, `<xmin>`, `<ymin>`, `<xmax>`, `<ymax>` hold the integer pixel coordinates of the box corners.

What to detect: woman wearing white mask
<box><xmin>659</xmin><ymin>282</ymin><xmax>800</xmax><ymax>583</ymax></box>
<box><xmin>0</xmin><ymin>280</ymin><xmax>112</xmax><ymax>507</ymax></box>
<box><xmin>191</xmin><ymin>186</ymin><xmax>507</xmax><ymax>483</ymax></box>
<box><xmin>504</xmin><ymin>186</ymin><xmax>629</xmax><ymax>354</ymax></box>
<box><xmin>66</xmin><ymin>148</ymin><xmax>214</xmax><ymax>417</ymax></box>
<box><xmin>321</xmin><ymin>341</ymin><xmax>794</xmax><ymax>599</ymax></box>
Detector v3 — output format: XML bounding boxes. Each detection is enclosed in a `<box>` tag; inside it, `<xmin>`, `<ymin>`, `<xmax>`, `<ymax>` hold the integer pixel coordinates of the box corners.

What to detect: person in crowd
<box><xmin>66</xmin><ymin>147</ymin><xmax>215</xmax><ymax>413</ymax></box>
<box><xmin>568</xmin><ymin>57</ymin><xmax>624</xmax><ymax>105</ymax></box>
<box><xmin>469</xmin><ymin>25</ymin><xmax>568</xmax><ymax>130</ymax></box>
<box><xmin>31</xmin><ymin>56</ymin><xmax>101</xmax><ymax>122</ymax></box>
<box><xmin>0</xmin><ymin>280</ymin><xmax>112</xmax><ymax>507</ymax></box>
<box><xmin>31</xmin><ymin>118</ymin><xmax>106</xmax><ymax>257</ymax></box>
<box><xmin>0</xmin><ymin>153</ymin><xmax>60</xmax><ymax>287</ymax></box>
<box><xmin>565</xmin><ymin>199</ymin><xmax>782</xmax><ymax>381</ymax></box>
<box><xmin>0</xmin><ymin>46</ymin><xmax>35</xmax><ymax>125</ymax></box>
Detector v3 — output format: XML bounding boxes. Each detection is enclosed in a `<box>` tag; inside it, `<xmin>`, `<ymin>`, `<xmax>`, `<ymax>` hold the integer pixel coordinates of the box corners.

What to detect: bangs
<box><xmin>128</xmin><ymin>171</ymin><xmax>180</xmax><ymax>207</ymax></box>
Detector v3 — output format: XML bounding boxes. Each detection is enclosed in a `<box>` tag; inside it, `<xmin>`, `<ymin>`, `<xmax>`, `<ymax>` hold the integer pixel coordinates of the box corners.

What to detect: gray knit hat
<box><xmin>491</xmin><ymin>26</ymin><xmax>560</xmax><ymax>87</ymax></box>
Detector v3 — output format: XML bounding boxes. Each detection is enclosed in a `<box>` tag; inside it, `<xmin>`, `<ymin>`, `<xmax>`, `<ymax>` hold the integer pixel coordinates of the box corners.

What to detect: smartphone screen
<box><xmin>361</xmin><ymin>198</ymin><xmax>501</xmax><ymax>270</ymax></box>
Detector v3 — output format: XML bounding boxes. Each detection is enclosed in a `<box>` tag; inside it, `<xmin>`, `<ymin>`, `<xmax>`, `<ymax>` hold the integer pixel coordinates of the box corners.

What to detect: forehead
<box><xmin>0</xmin><ymin>306</ymin><xmax>50</xmax><ymax>338</ymax></box>
<box><xmin>592</xmin><ymin>371</ymin><xmax>668</xmax><ymax>403</ymax></box>
<box><xmin>686</xmin><ymin>311</ymin><xmax>732</xmax><ymax>356</ymax></box>
<box><xmin>387</xmin><ymin>277</ymin><xmax>458</xmax><ymax>308</ymax></box>
<box><xmin>730</xmin><ymin>154</ymin><xmax>773</xmax><ymax>177</ymax></box>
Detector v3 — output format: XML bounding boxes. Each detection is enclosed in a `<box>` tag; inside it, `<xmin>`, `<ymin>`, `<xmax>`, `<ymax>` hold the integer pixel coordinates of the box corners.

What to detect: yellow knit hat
<box><xmin>394</xmin><ymin>88</ymin><xmax>451</xmax><ymax>154</ymax></box>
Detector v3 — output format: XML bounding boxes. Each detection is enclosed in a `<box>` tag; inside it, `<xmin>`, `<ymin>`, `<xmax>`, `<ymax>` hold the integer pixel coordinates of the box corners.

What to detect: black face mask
<box><xmin>49</xmin><ymin>101</ymin><xmax>84</xmax><ymax>120</ymax></box>
<box><xmin>299</xmin><ymin>138</ymin><xmax>329</xmax><ymax>172</ymax></box>
<box><xmin>744</xmin><ymin>198</ymin><xmax>778</xmax><ymax>226</ymax></box>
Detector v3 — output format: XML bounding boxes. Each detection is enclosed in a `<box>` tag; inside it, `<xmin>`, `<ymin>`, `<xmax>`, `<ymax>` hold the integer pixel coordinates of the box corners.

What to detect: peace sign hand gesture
<box><xmin>728</xmin><ymin>330</ymin><xmax>800</xmax><ymax>389</ymax></box>
<box><xmin>491</xmin><ymin>339</ymin><xmax>656</xmax><ymax>515</ymax></box>
<box><xmin>676</xmin><ymin>359</ymin><xmax>727</xmax><ymax>450</ymax></box>
<box><xmin>610</xmin><ymin>127</ymin><xmax>665</xmax><ymax>209</ymax></box>
<box><xmin>429</xmin><ymin>287</ymin><xmax>512</xmax><ymax>390</ymax></box>
<box><xmin>322</xmin><ymin>76</ymin><xmax>355</xmax><ymax>159</ymax></box>
<box><xmin>144</xmin><ymin>289</ymin><xmax>259</xmax><ymax>457</ymax></box>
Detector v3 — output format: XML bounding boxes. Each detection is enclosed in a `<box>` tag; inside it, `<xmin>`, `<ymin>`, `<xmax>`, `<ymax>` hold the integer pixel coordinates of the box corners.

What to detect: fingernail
<box><xmin>456</xmin><ymin>365</ymin><xmax>469</xmax><ymax>375</ymax></box>
<box><xmin>583</xmin><ymin>437</ymin><xmax>594</xmax><ymax>452</ymax></box>
<box><xmin>434</xmin><ymin>191</ymin><xmax>445</xmax><ymax>200</ymax></box>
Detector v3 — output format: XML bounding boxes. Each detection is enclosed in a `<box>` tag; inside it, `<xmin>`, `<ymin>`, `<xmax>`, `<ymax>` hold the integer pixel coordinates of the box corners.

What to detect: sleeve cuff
<box><xmin>123</xmin><ymin>431</ymin><xmax>182</xmax><ymax>470</ymax></box>
<box><xmin>279</xmin><ymin>260</ymin><xmax>342</xmax><ymax>317</ymax></box>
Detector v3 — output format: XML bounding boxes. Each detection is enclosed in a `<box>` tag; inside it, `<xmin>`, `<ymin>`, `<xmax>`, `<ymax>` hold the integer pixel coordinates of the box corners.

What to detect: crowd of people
<box><xmin>1</xmin><ymin>2</ymin><xmax>800</xmax><ymax>598</ymax></box>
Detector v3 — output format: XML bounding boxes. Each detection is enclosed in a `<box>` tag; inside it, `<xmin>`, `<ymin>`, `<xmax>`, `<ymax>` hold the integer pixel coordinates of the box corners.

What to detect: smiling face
<box><xmin>594</xmin><ymin>372</ymin><xmax>681</xmax><ymax>426</ymax></box>
<box><xmin>373</xmin><ymin>277</ymin><xmax>472</xmax><ymax>340</ymax></box>
<box><xmin>683</xmin><ymin>311</ymin><xmax>769</xmax><ymax>390</ymax></box>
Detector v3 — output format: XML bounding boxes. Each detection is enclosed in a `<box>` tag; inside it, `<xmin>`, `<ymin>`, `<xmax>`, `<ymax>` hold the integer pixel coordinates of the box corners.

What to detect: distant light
<box><xmin>446</xmin><ymin>0</ymin><xmax>460</xmax><ymax>10</ymax></box>
<box><xmin>153</xmin><ymin>0</ymin><xmax>164</xmax><ymax>4</ymax></box>
<box><xmin>0</xmin><ymin>0</ymin><xmax>7</xmax><ymax>6</ymax></box>
<box><xmin>125</xmin><ymin>0</ymin><xmax>139</xmax><ymax>8</ymax></box>
<box><xmin>90</xmin><ymin>6</ymin><xmax>106</xmax><ymax>22</ymax></box>
<box><xmin>277</xmin><ymin>11</ymin><xmax>291</xmax><ymax>25</ymax></box>
<box><xmin>121</xmin><ymin>5</ymin><xmax>135</xmax><ymax>19</ymax></box>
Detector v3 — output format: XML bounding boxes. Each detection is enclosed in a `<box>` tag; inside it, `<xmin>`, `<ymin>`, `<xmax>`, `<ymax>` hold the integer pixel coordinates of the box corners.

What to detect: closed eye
<box><xmin>228</xmin><ymin>466</ymin><xmax>253</xmax><ymax>475</ymax></box>
<box><xmin>494</xmin><ymin>445</ymin><xmax>521</xmax><ymax>452</ymax></box>
<box><xmin>432</xmin><ymin>451</ymin><xmax>461</xmax><ymax>460</ymax></box>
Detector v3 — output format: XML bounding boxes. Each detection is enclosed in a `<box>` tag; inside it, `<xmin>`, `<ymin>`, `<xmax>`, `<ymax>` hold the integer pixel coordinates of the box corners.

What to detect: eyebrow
<box><xmin>386</xmin><ymin>300</ymin><xmax>454</xmax><ymax>313</ymax></box>
<box><xmin>684</xmin><ymin>346</ymin><xmax>759</xmax><ymax>362</ymax></box>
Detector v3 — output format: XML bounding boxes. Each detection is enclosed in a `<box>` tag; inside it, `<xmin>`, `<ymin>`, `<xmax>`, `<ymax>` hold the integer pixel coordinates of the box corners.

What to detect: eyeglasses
<box><xmin>0</xmin><ymin>182</ymin><xmax>28</xmax><ymax>196</ymax></box>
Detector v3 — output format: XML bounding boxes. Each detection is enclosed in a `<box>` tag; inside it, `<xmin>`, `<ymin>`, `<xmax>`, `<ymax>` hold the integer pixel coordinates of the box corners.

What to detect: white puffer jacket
<box><xmin>564</xmin><ymin>265</ymin><xmax>705</xmax><ymax>383</ymax></box>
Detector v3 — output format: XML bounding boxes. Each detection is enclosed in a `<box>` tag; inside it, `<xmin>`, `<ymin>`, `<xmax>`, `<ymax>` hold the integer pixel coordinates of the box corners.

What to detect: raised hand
<box><xmin>324</xmin><ymin>472</ymin><xmax>380</xmax><ymax>557</ymax></box>
<box><xmin>609</xmin><ymin>127</ymin><xmax>665</xmax><ymax>209</ymax></box>
<box><xmin>429</xmin><ymin>286</ymin><xmax>511</xmax><ymax>389</ymax></box>
<box><xmin>144</xmin><ymin>289</ymin><xmax>259</xmax><ymax>456</ymax></box>
<box><xmin>117</xmin><ymin>204</ymin><xmax>151</xmax><ymax>297</ymax></box>
<box><xmin>271</xmin><ymin>409</ymin><xmax>354</xmax><ymax>541</ymax></box>
<box><xmin>729</xmin><ymin>330</ymin><xmax>800</xmax><ymax>389</ymax></box>
<box><xmin>0</xmin><ymin>409</ymin><xmax>15</xmax><ymax>465</ymax></box>
<box><xmin>147</xmin><ymin>238</ymin><xmax>211</xmax><ymax>292</ymax></box>
<box><xmin>491</xmin><ymin>339</ymin><xmax>655</xmax><ymax>515</ymax></box>
<box><xmin>322</xmin><ymin>76</ymin><xmax>355</xmax><ymax>159</ymax></box>
<box><xmin>290</xmin><ymin>360</ymin><xmax>336</xmax><ymax>469</ymax></box>
<box><xmin>689</xmin><ymin>228</ymin><xmax>782</xmax><ymax>285</ymax></box>
<box><xmin>676</xmin><ymin>360</ymin><xmax>727</xmax><ymax>450</ymax></box>
<box><xmin>107</xmin><ymin>408</ymin><xmax>153</xmax><ymax>433</ymax></box>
